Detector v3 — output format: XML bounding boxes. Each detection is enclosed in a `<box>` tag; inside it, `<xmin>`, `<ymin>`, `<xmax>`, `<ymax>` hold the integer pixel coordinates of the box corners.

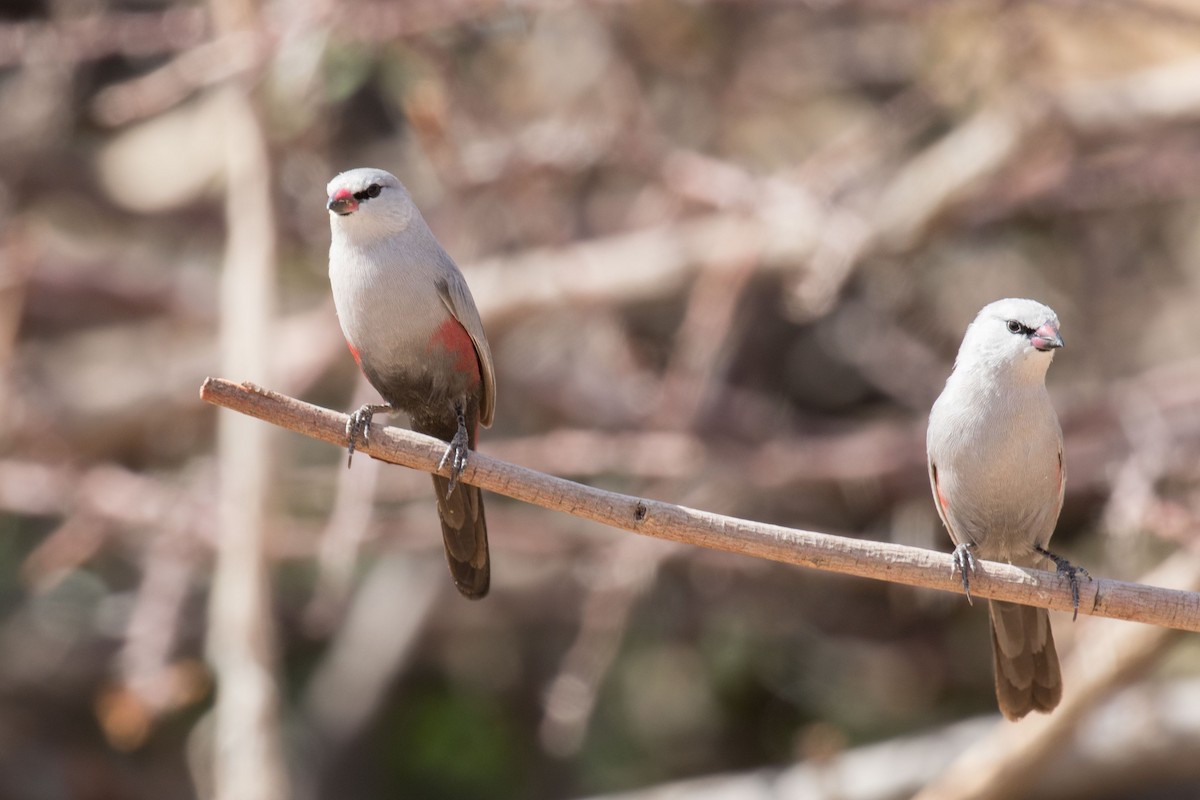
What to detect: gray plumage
<box><xmin>328</xmin><ymin>168</ymin><xmax>495</xmax><ymax>598</ymax></box>
<box><xmin>927</xmin><ymin>298</ymin><xmax>1066</xmax><ymax>720</ymax></box>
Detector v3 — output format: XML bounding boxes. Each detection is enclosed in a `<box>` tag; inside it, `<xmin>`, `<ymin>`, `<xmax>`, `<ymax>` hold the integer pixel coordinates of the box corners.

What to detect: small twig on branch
<box><xmin>199</xmin><ymin>377</ymin><xmax>1200</xmax><ymax>634</ymax></box>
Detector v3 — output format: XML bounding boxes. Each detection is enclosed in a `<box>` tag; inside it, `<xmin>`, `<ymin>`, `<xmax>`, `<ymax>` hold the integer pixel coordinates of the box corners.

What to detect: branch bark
<box><xmin>199</xmin><ymin>377</ymin><xmax>1200</xmax><ymax>634</ymax></box>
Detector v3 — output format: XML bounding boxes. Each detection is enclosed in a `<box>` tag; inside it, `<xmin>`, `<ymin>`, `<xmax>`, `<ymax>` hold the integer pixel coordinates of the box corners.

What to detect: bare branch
<box><xmin>199</xmin><ymin>377</ymin><xmax>1200</xmax><ymax>634</ymax></box>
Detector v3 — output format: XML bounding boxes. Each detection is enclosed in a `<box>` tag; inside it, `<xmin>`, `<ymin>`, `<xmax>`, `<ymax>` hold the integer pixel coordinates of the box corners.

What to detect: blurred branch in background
<box><xmin>202</xmin><ymin>0</ymin><xmax>287</xmax><ymax>797</ymax></box>
<box><xmin>580</xmin><ymin>678</ymin><xmax>1200</xmax><ymax>800</ymax></box>
<box><xmin>914</xmin><ymin>550</ymin><xmax>1200</xmax><ymax>800</ymax></box>
<box><xmin>298</xmin><ymin>552</ymin><xmax>442</xmax><ymax>787</ymax></box>
<box><xmin>303</xmin><ymin>376</ymin><xmax>384</xmax><ymax>634</ymax></box>
<box><xmin>540</xmin><ymin>536</ymin><xmax>680</xmax><ymax>758</ymax></box>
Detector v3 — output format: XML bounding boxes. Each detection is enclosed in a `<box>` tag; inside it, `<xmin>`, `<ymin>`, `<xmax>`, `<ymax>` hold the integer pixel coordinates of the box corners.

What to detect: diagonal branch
<box><xmin>199</xmin><ymin>377</ymin><xmax>1200</xmax><ymax>634</ymax></box>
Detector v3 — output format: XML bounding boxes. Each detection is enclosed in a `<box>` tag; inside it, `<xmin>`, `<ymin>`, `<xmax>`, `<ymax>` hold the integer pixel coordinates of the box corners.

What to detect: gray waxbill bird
<box><xmin>927</xmin><ymin>298</ymin><xmax>1086</xmax><ymax>720</ymax></box>
<box><xmin>327</xmin><ymin>168</ymin><xmax>496</xmax><ymax>599</ymax></box>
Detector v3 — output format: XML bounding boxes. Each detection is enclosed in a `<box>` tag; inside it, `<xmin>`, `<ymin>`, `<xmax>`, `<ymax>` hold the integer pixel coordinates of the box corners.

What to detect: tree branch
<box><xmin>199</xmin><ymin>377</ymin><xmax>1200</xmax><ymax>634</ymax></box>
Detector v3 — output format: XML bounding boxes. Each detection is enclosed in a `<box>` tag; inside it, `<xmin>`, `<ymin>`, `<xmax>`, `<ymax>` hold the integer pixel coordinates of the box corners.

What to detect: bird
<box><xmin>927</xmin><ymin>297</ymin><xmax>1085</xmax><ymax>720</ymax></box>
<box><xmin>327</xmin><ymin>167</ymin><xmax>495</xmax><ymax>599</ymax></box>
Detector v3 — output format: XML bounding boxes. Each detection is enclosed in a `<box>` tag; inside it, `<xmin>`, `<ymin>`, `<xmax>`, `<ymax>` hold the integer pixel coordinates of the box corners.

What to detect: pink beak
<box><xmin>1031</xmin><ymin>322</ymin><xmax>1064</xmax><ymax>352</ymax></box>
<box><xmin>327</xmin><ymin>187</ymin><xmax>358</xmax><ymax>216</ymax></box>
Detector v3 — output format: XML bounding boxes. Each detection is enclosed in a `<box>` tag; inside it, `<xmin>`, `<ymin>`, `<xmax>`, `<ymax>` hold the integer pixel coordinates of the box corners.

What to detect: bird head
<box><xmin>955</xmin><ymin>297</ymin><xmax>1064</xmax><ymax>382</ymax></box>
<box><xmin>326</xmin><ymin>168</ymin><xmax>417</xmax><ymax>241</ymax></box>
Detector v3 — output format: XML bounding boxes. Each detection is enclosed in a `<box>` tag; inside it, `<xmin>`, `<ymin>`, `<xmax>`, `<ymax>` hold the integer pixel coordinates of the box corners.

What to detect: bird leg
<box><xmin>1035</xmin><ymin>545</ymin><xmax>1091</xmax><ymax>621</ymax></box>
<box><xmin>345</xmin><ymin>403</ymin><xmax>394</xmax><ymax>468</ymax></box>
<box><xmin>438</xmin><ymin>402</ymin><xmax>470</xmax><ymax>497</ymax></box>
<box><xmin>951</xmin><ymin>543</ymin><xmax>977</xmax><ymax>605</ymax></box>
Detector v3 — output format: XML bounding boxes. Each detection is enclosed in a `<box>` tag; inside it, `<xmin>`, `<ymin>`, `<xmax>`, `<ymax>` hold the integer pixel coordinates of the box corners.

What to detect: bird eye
<box><xmin>351</xmin><ymin>184</ymin><xmax>383</xmax><ymax>202</ymax></box>
<box><xmin>1006</xmin><ymin>320</ymin><xmax>1024</xmax><ymax>334</ymax></box>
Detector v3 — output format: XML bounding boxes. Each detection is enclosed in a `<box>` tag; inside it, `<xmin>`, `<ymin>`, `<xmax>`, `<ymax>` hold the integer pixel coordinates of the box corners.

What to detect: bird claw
<box><xmin>951</xmin><ymin>543</ymin><xmax>977</xmax><ymax>605</ymax></box>
<box><xmin>438</xmin><ymin>410</ymin><xmax>470</xmax><ymax>497</ymax></box>
<box><xmin>1036</xmin><ymin>545</ymin><xmax>1091</xmax><ymax>621</ymax></box>
<box><xmin>345</xmin><ymin>403</ymin><xmax>392</xmax><ymax>468</ymax></box>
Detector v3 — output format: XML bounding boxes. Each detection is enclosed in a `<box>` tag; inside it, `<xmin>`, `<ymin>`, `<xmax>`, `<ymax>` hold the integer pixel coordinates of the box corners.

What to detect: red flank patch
<box><xmin>429</xmin><ymin>317</ymin><xmax>481</xmax><ymax>379</ymax></box>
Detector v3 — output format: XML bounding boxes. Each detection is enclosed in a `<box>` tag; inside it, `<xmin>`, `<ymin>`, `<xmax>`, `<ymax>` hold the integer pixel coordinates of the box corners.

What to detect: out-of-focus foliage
<box><xmin>2</xmin><ymin>1</ymin><xmax>1200</xmax><ymax>798</ymax></box>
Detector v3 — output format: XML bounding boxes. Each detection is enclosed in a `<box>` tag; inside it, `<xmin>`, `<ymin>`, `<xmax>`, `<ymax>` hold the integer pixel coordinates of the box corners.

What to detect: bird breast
<box><xmin>929</xmin><ymin>380</ymin><xmax>1063</xmax><ymax>562</ymax></box>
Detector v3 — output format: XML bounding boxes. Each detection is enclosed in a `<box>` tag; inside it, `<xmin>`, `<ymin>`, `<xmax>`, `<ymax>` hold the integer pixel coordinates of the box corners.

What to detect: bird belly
<box><xmin>357</xmin><ymin>336</ymin><xmax>480</xmax><ymax>417</ymax></box>
<box><xmin>939</xmin><ymin>431</ymin><xmax>1062</xmax><ymax>563</ymax></box>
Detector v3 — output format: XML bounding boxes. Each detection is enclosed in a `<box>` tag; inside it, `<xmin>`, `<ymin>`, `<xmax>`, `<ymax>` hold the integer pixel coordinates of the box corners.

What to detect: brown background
<box><xmin>2</xmin><ymin>1</ymin><xmax>1200</xmax><ymax>798</ymax></box>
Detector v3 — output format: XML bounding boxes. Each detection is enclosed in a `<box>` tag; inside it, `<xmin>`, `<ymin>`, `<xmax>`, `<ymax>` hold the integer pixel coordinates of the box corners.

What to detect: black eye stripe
<box><xmin>1006</xmin><ymin>319</ymin><xmax>1034</xmax><ymax>335</ymax></box>
<box><xmin>352</xmin><ymin>183</ymin><xmax>383</xmax><ymax>202</ymax></box>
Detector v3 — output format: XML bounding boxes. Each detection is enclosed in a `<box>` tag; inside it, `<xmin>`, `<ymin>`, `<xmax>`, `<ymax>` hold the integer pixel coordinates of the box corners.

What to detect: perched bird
<box><xmin>327</xmin><ymin>168</ymin><xmax>495</xmax><ymax>599</ymax></box>
<box><xmin>927</xmin><ymin>297</ymin><xmax>1084</xmax><ymax>720</ymax></box>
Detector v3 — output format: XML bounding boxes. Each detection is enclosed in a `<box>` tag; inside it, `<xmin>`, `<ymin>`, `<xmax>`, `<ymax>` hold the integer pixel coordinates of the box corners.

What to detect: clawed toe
<box><xmin>438</xmin><ymin>406</ymin><xmax>471</xmax><ymax>497</ymax></box>
<box><xmin>345</xmin><ymin>403</ymin><xmax>392</xmax><ymax>468</ymax></box>
<box><xmin>951</xmin><ymin>543</ymin><xmax>977</xmax><ymax>605</ymax></box>
<box><xmin>438</xmin><ymin>428</ymin><xmax>470</xmax><ymax>496</ymax></box>
<box><xmin>346</xmin><ymin>411</ymin><xmax>369</xmax><ymax>468</ymax></box>
<box><xmin>1036</xmin><ymin>545</ymin><xmax>1089</xmax><ymax>621</ymax></box>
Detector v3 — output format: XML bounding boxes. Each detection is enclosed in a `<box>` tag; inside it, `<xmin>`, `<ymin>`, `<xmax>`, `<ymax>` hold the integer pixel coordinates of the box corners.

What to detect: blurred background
<box><xmin>3</xmin><ymin>0</ymin><xmax>1200</xmax><ymax>798</ymax></box>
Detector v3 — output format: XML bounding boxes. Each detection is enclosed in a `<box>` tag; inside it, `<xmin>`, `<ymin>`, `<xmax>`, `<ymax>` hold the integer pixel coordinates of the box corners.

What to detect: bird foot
<box><xmin>1035</xmin><ymin>545</ymin><xmax>1091</xmax><ymax>621</ymax></box>
<box><xmin>437</xmin><ymin>408</ymin><xmax>470</xmax><ymax>497</ymax></box>
<box><xmin>951</xmin><ymin>543</ymin><xmax>977</xmax><ymax>605</ymax></box>
<box><xmin>345</xmin><ymin>403</ymin><xmax>393</xmax><ymax>467</ymax></box>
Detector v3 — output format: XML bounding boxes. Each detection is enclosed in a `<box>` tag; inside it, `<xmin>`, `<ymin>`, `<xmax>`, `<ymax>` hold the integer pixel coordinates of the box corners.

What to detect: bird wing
<box><xmin>1054</xmin><ymin>445</ymin><xmax>1066</xmax><ymax>520</ymax></box>
<box><xmin>436</xmin><ymin>263</ymin><xmax>496</xmax><ymax>427</ymax></box>
<box><xmin>928</xmin><ymin>459</ymin><xmax>963</xmax><ymax>546</ymax></box>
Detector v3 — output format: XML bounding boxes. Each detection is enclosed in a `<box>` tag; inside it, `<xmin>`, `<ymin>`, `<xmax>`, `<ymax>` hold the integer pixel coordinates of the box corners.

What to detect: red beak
<box><xmin>327</xmin><ymin>187</ymin><xmax>358</xmax><ymax>216</ymax></box>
